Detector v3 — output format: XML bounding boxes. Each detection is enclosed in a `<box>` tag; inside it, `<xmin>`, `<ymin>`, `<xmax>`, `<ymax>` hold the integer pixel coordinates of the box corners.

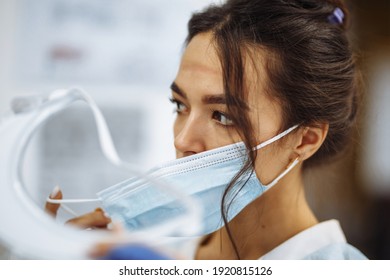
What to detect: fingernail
<box><xmin>50</xmin><ymin>185</ymin><xmax>60</xmax><ymax>198</ymax></box>
<box><xmin>95</xmin><ymin>208</ymin><xmax>110</xmax><ymax>218</ymax></box>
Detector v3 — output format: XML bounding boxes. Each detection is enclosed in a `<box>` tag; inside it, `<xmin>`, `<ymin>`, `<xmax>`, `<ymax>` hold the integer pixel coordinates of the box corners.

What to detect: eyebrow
<box><xmin>170</xmin><ymin>81</ymin><xmax>226</xmax><ymax>105</ymax></box>
<box><xmin>202</xmin><ymin>94</ymin><xmax>226</xmax><ymax>105</ymax></box>
<box><xmin>170</xmin><ymin>82</ymin><xmax>187</xmax><ymax>98</ymax></box>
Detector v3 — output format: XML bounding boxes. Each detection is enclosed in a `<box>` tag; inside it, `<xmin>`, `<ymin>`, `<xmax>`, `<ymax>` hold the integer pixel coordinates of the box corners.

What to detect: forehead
<box><xmin>175</xmin><ymin>32</ymin><xmax>224</xmax><ymax>99</ymax></box>
<box><xmin>180</xmin><ymin>33</ymin><xmax>274</xmax><ymax>101</ymax></box>
<box><xmin>180</xmin><ymin>32</ymin><xmax>221</xmax><ymax>73</ymax></box>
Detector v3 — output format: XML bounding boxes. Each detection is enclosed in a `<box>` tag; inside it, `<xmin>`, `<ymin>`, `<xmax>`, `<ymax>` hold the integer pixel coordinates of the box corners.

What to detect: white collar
<box><xmin>259</xmin><ymin>219</ymin><xmax>346</xmax><ymax>260</ymax></box>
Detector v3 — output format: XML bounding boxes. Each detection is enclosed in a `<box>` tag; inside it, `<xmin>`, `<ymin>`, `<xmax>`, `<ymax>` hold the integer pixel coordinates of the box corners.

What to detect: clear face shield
<box><xmin>0</xmin><ymin>88</ymin><xmax>202</xmax><ymax>259</ymax></box>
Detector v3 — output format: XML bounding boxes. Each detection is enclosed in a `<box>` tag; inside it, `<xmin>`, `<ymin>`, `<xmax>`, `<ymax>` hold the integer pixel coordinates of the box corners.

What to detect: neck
<box><xmin>195</xmin><ymin>171</ymin><xmax>318</xmax><ymax>260</ymax></box>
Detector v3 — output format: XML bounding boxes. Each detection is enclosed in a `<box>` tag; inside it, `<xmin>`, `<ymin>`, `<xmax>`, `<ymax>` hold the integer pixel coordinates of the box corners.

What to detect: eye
<box><xmin>169</xmin><ymin>97</ymin><xmax>187</xmax><ymax>114</ymax></box>
<box><xmin>212</xmin><ymin>111</ymin><xmax>234</xmax><ymax>126</ymax></box>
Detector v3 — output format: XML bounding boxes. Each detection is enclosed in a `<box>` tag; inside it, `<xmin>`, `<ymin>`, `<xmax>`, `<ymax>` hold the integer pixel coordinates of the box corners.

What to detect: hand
<box><xmin>45</xmin><ymin>186</ymin><xmax>111</xmax><ymax>230</ymax></box>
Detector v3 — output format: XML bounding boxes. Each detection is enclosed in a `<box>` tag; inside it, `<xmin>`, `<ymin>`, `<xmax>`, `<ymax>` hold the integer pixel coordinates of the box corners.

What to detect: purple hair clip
<box><xmin>328</xmin><ymin>7</ymin><xmax>344</xmax><ymax>25</ymax></box>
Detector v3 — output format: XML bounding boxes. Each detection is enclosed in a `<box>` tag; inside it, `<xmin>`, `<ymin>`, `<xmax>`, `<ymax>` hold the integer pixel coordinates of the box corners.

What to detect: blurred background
<box><xmin>303</xmin><ymin>0</ymin><xmax>390</xmax><ymax>260</ymax></box>
<box><xmin>0</xmin><ymin>0</ymin><xmax>389</xmax><ymax>259</ymax></box>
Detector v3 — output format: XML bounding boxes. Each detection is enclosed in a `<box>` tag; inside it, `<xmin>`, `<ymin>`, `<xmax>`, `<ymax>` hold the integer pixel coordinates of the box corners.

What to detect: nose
<box><xmin>174</xmin><ymin>115</ymin><xmax>206</xmax><ymax>156</ymax></box>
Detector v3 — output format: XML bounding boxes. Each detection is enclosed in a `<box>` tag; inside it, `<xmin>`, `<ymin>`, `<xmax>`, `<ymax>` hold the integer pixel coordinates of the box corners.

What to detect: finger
<box><xmin>66</xmin><ymin>208</ymin><xmax>111</xmax><ymax>229</ymax></box>
<box><xmin>44</xmin><ymin>186</ymin><xmax>62</xmax><ymax>217</ymax></box>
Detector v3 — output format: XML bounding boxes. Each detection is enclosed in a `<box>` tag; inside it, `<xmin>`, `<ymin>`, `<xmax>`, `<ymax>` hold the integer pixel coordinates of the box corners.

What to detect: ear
<box><xmin>294</xmin><ymin>123</ymin><xmax>329</xmax><ymax>161</ymax></box>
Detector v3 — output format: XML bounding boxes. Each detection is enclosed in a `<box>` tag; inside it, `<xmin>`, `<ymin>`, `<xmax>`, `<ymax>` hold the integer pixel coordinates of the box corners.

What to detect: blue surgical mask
<box><xmin>95</xmin><ymin>125</ymin><xmax>299</xmax><ymax>236</ymax></box>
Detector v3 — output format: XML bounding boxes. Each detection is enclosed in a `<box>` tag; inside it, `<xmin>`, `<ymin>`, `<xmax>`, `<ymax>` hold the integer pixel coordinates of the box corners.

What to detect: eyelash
<box><xmin>169</xmin><ymin>97</ymin><xmax>234</xmax><ymax>127</ymax></box>
<box><xmin>211</xmin><ymin>110</ymin><xmax>234</xmax><ymax>127</ymax></box>
<box><xmin>169</xmin><ymin>97</ymin><xmax>186</xmax><ymax>114</ymax></box>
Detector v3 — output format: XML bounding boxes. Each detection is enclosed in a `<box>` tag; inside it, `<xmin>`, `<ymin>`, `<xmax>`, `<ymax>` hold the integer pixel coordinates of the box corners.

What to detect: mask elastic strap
<box><xmin>265</xmin><ymin>157</ymin><xmax>300</xmax><ymax>189</ymax></box>
<box><xmin>253</xmin><ymin>125</ymin><xmax>301</xmax><ymax>189</ymax></box>
<box><xmin>46</xmin><ymin>197</ymin><xmax>102</xmax><ymax>218</ymax></box>
<box><xmin>46</xmin><ymin>198</ymin><xmax>101</xmax><ymax>204</ymax></box>
<box><xmin>253</xmin><ymin>124</ymin><xmax>299</xmax><ymax>151</ymax></box>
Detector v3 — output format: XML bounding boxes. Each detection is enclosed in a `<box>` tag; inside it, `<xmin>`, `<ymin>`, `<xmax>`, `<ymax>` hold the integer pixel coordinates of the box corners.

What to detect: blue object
<box><xmin>103</xmin><ymin>244</ymin><xmax>172</xmax><ymax>260</ymax></box>
<box><xmin>98</xmin><ymin>126</ymin><xmax>299</xmax><ymax>236</ymax></box>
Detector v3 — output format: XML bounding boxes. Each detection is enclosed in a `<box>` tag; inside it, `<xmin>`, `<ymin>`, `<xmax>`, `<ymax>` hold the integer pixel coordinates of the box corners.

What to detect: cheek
<box><xmin>173</xmin><ymin>118</ymin><xmax>181</xmax><ymax>158</ymax></box>
<box><xmin>254</xmin><ymin>146</ymin><xmax>291</xmax><ymax>185</ymax></box>
<box><xmin>173</xmin><ymin>116</ymin><xmax>183</xmax><ymax>138</ymax></box>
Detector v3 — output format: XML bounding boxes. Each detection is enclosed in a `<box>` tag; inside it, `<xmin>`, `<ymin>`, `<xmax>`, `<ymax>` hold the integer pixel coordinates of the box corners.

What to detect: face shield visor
<box><xmin>0</xmin><ymin>88</ymin><xmax>201</xmax><ymax>259</ymax></box>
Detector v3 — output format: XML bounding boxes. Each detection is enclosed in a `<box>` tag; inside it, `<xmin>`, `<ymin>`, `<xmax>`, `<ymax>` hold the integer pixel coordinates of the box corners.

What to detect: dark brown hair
<box><xmin>185</xmin><ymin>0</ymin><xmax>358</xmax><ymax>258</ymax></box>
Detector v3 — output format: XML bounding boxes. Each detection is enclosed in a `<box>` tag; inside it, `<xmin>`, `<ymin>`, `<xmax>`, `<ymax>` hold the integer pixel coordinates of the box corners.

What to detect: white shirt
<box><xmin>259</xmin><ymin>219</ymin><xmax>347</xmax><ymax>259</ymax></box>
<box><xmin>182</xmin><ymin>219</ymin><xmax>366</xmax><ymax>259</ymax></box>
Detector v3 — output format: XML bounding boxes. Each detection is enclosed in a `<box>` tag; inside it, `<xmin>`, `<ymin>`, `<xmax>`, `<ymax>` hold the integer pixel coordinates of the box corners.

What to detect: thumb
<box><xmin>45</xmin><ymin>185</ymin><xmax>62</xmax><ymax>217</ymax></box>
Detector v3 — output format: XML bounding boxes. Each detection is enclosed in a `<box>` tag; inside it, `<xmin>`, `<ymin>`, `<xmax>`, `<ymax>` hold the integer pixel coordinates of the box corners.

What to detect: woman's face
<box><xmin>171</xmin><ymin>32</ymin><xmax>295</xmax><ymax>183</ymax></box>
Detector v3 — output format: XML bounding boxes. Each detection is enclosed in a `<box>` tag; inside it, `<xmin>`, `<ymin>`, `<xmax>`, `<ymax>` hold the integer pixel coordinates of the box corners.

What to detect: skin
<box><xmin>45</xmin><ymin>31</ymin><xmax>329</xmax><ymax>260</ymax></box>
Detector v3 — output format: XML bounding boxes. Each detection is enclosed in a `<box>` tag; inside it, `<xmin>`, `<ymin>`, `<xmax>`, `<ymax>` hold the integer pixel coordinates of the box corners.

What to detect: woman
<box><xmin>47</xmin><ymin>0</ymin><xmax>367</xmax><ymax>259</ymax></box>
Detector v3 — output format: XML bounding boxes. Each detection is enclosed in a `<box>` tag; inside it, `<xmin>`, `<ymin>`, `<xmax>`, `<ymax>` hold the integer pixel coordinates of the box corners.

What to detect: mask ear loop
<box><xmin>45</xmin><ymin>197</ymin><xmax>102</xmax><ymax>218</ymax></box>
<box><xmin>252</xmin><ymin>125</ymin><xmax>301</xmax><ymax>189</ymax></box>
<box><xmin>253</xmin><ymin>124</ymin><xmax>299</xmax><ymax>151</ymax></box>
<box><xmin>265</xmin><ymin>157</ymin><xmax>300</xmax><ymax>188</ymax></box>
